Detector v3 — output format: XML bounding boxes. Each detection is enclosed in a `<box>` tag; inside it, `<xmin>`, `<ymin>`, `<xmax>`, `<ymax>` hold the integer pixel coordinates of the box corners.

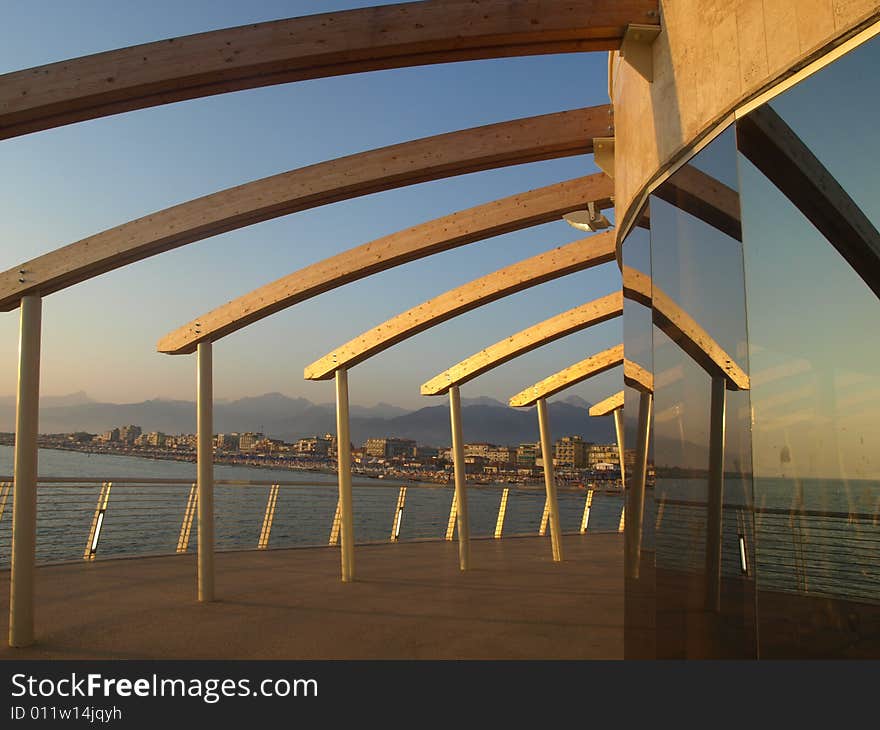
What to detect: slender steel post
<box><xmin>336</xmin><ymin>368</ymin><xmax>355</xmax><ymax>581</ymax></box>
<box><xmin>537</xmin><ymin>397</ymin><xmax>563</xmax><ymax>562</ymax></box>
<box><xmin>197</xmin><ymin>342</ymin><xmax>215</xmax><ymax>601</ymax></box>
<box><xmin>625</xmin><ymin>391</ymin><xmax>652</xmax><ymax>580</ymax></box>
<box><xmin>705</xmin><ymin>376</ymin><xmax>726</xmax><ymax>612</ymax></box>
<box><xmin>448</xmin><ymin>385</ymin><xmax>470</xmax><ymax>570</ymax></box>
<box><xmin>9</xmin><ymin>295</ymin><xmax>41</xmax><ymax>648</ymax></box>
<box><xmin>613</xmin><ymin>408</ymin><xmax>626</xmax><ymax>490</ymax></box>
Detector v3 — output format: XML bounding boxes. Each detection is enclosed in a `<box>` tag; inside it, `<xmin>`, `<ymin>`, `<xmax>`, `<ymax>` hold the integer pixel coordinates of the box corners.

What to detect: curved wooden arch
<box><xmin>509</xmin><ymin>344</ymin><xmax>623</xmax><ymax>407</ymax></box>
<box><xmin>589</xmin><ymin>390</ymin><xmax>624</xmax><ymax>416</ymax></box>
<box><xmin>304</xmin><ymin>231</ymin><xmax>617</xmax><ymax>381</ymax></box>
<box><xmin>158</xmin><ymin>173</ymin><xmax>613</xmax><ymax>354</ymax></box>
<box><xmin>0</xmin><ymin>0</ymin><xmax>656</xmax><ymax>141</ymax></box>
<box><xmin>421</xmin><ymin>290</ymin><xmax>622</xmax><ymax>396</ymax></box>
<box><xmin>0</xmin><ymin>107</ymin><xmax>608</xmax><ymax>311</ymax></box>
<box><xmin>622</xmin><ymin>265</ymin><xmax>750</xmax><ymax>390</ymax></box>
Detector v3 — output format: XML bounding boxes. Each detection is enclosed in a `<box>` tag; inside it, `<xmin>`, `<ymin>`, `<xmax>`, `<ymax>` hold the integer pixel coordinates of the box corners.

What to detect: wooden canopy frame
<box><xmin>0</xmin><ymin>107</ymin><xmax>609</xmax><ymax>311</ymax></box>
<box><xmin>421</xmin><ymin>291</ymin><xmax>622</xmax><ymax>396</ymax></box>
<box><xmin>0</xmin><ymin>0</ymin><xmax>656</xmax><ymax>140</ymax></box>
<box><xmin>508</xmin><ymin>344</ymin><xmax>624</xmax><ymax>407</ymax></box>
<box><xmin>304</xmin><ymin>231</ymin><xmax>617</xmax><ymax>380</ymax></box>
<box><xmin>588</xmin><ymin>390</ymin><xmax>624</xmax><ymax>416</ymax></box>
<box><xmin>158</xmin><ymin>174</ymin><xmax>613</xmax><ymax>354</ymax></box>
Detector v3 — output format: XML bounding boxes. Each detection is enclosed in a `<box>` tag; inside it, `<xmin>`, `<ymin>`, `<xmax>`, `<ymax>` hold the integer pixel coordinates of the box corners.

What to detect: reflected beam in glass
<box><xmin>738</xmin><ymin>104</ymin><xmax>880</xmax><ymax>298</ymax></box>
<box><xmin>652</xmin><ymin>164</ymin><xmax>742</xmax><ymax>241</ymax></box>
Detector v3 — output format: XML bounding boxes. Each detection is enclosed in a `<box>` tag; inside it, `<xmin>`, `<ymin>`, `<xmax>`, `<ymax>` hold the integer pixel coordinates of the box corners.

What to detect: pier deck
<box><xmin>0</xmin><ymin>533</ymin><xmax>622</xmax><ymax>660</ymax></box>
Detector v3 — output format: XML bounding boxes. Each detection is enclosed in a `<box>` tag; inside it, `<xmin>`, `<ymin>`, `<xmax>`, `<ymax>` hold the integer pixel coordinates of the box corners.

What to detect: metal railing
<box><xmin>0</xmin><ymin>477</ymin><xmax>626</xmax><ymax>567</ymax></box>
<box><xmin>653</xmin><ymin>496</ymin><xmax>880</xmax><ymax>604</ymax></box>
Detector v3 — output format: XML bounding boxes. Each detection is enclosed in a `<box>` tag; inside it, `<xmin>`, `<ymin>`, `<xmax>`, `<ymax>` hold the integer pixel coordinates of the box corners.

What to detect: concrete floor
<box><xmin>0</xmin><ymin>534</ymin><xmax>622</xmax><ymax>660</ymax></box>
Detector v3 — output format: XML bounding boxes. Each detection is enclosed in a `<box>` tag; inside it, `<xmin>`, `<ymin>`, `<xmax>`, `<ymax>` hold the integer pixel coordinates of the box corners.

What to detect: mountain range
<box><xmin>0</xmin><ymin>391</ymin><xmax>613</xmax><ymax>447</ymax></box>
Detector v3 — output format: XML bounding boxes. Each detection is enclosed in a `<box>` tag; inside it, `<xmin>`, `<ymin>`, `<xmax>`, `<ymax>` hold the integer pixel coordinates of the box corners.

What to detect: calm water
<box><xmin>0</xmin><ymin>445</ymin><xmax>623</xmax><ymax>566</ymax></box>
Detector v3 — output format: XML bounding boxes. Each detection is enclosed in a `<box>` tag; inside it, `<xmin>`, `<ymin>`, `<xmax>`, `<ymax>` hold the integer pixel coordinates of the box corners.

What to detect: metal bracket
<box><xmin>593</xmin><ymin>137</ymin><xmax>615</xmax><ymax>179</ymax></box>
<box><xmin>621</xmin><ymin>23</ymin><xmax>661</xmax><ymax>82</ymax></box>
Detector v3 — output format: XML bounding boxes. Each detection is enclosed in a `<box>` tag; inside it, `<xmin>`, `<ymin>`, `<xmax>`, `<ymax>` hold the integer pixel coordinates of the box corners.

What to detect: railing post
<box><xmin>494</xmin><ymin>488</ymin><xmax>510</xmax><ymax>539</ymax></box>
<box><xmin>580</xmin><ymin>489</ymin><xmax>594</xmax><ymax>533</ymax></box>
<box><xmin>390</xmin><ymin>486</ymin><xmax>407</xmax><ymax>542</ymax></box>
<box><xmin>258</xmin><ymin>484</ymin><xmax>279</xmax><ymax>550</ymax></box>
<box><xmin>177</xmin><ymin>483</ymin><xmax>197</xmax><ymax>553</ymax></box>
<box><xmin>83</xmin><ymin>482</ymin><xmax>112</xmax><ymax>560</ymax></box>
<box><xmin>448</xmin><ymin>385</ymin><xmax>471</xmax><ymax>570</ymax></box>
<box><xmin>624</xmin><ymin>390</ymin><xmax>652</xmax><ymax>579</ymax></box>
<box><xmin>705</xmin><ymin>376</ymin><xmax>726</xmax><ymax>612</ymax></box>
<box><xmin>329</xmin><ymin>499</ymin><xmax>341</xmax><ymax>546</ymax></box>
<box><xmin>0</xmin><ymin>482</ymin><xmax>11</xmax><ymax>523</ymax></box>
<box><xmin>10</xmin><ymin>294</ymin><xmax>41</xmax><ymax>648</ymax></box>
<box><xmin>444</xmin><ymin>492</ymin><xmax>457</xmax><ymax>541</ymax></box>
<box><xmin>197</xmin><ymin>342</ymin><xmax>215</xmax><ymax>601</ymax></box>
<box><xmin>537</xmin><ymin>397</ymin><xmax>563</xmax><ymax>562</ymax></box>
<box><xmin>336</xmin><ymin>368</ymin><xmax>355</xmax><ymax>582</ymax></box>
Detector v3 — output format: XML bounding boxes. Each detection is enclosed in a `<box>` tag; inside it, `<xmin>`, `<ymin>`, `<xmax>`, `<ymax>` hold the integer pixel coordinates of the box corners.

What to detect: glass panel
<box><xmin>649</xmin><ymin>126</ymin><xmax>757</xmax><ymax>658</ymax></box>
<box><xmin>621</xmin><ymin>209</ymin><xmax>656</xmax><ymax>659</ymax></box>
<box><xmin>737</xmin><ymin>35</ymin><xmax>880</xmax><ymax>657</ymax></box>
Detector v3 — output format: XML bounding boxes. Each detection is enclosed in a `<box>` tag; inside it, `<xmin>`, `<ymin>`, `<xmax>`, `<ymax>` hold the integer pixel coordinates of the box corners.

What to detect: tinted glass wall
<box><xmin>738</xmin><ymin>35</ymin><xmax>880</xmax><ymax>658</ymax></box>
<box><xmin>622</xmin><ymin>33</ymin><xmax>880</xmax><ymax>659</ymax></box>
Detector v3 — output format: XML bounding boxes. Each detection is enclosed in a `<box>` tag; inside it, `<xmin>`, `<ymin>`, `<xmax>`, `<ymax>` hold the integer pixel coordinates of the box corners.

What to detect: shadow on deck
<box><xmin>0</xmin><ymin>533</ymin><xmax>622</xmax><ymax>660</ymax></box>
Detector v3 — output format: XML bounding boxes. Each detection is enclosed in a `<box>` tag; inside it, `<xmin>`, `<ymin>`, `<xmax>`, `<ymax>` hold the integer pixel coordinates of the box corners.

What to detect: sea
<box><xmin>0</xmin><ymin>445</ymin><xmax>624</xmax><ymax>566</ymax></box>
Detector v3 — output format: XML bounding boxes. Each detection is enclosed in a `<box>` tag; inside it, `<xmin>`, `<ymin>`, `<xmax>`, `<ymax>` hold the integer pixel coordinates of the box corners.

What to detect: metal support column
<box><xmin>448</xmin><ymin>385</ymin><xmax>470</xmax><ymax>570</ymax></box>
<box><xmin>537</xmin><ymin>397</ymin><xmax>563</xmax><ymax>562</ymax></box>
<box><xmin>9</xmin><ymin>294</ymin><xmax>41</xmax><ymax>648</ymax></box>
<box><xmin>705</xmin><ymin>376</ymin><xmax>726</xmax><ymax>612</ymax></box>
<box><xmin>336</xmin><ymin>368</ymin><xmax>355</xmax><ymax>582</ymax></box>
<box><xmin>197</xmin><ymin>342</ymin><xmax>215</xmax><ymax>602</ymax></box>
<box><xmin>625</xmin><ymin>391</ymin><xmax>652</xmax><ymax>580</ymax></box>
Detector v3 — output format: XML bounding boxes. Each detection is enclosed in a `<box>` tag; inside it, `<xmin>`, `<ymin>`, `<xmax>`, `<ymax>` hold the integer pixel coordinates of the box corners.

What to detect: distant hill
<box><xmin>0</xmin><ymin>391</ymin><xmax>615</xmax><ymax>447</ymax></box>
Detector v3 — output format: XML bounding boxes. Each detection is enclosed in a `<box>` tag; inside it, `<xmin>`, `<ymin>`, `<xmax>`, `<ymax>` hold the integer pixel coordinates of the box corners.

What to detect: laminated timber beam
<box><xmin>622</xmin><ymin>266</ymin><xmax>749</xmax><ymax>390</ymax></box>
<box><xmin>0</xmin><ymin>107</ymin><xmax>609</xmax><ymax>311</ymax></box>
<box><xmin>0</xmin><ymin>0</ymin><xmax>658</xmax><ymax>141</ymax></box>
<box><xmin>588</xmin><ymin>390</ymin><xmax>624</xmax><ymax>416</ymax></box>
<box><xmin>738</xmin><ymin>104</ymin><xmax>880</xmax><ymax>299</ymax></box>
<box><xmin>421</xmin><ymin>290</ymin><xmax>622</xmax><ymax>396</ymax></box>
<box><xmin>159</xmin><ymin>174</ymin><xmax>614</xmax><ymax>354</ymax></box>
<box><xmin>304</xmin><ymin>231</ymin><xmax>617</xmax><ymax>381</ymax></box>
<box><xmin>508</xmin><ymin>344</ymin><xmax>623</xmax><ymax>407</ymax></box>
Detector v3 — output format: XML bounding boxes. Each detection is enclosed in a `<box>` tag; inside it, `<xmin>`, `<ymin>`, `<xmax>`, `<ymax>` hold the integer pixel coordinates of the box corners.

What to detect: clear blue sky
<box><xmin>0</xmin><ymin>1</ymin><xmax>621</xmax><ymax>410</ymax></box>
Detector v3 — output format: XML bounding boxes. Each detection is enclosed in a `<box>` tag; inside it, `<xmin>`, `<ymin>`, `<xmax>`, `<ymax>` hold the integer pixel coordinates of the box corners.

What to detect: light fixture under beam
<box><xmin>563</xmin><ymin>201</ymin><xmax>611</xmax><ymax>232</ymax></box>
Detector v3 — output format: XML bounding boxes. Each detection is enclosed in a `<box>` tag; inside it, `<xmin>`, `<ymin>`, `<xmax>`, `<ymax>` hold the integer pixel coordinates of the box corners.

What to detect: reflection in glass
<box><xmin>649</xmin><ymin>127</ymin><xmax>757</xmax><ymax>658</ymax></box>
<box><xmin>738</xmin><ymin>35</ymin><xmax>880</xmax><ymax>656</ymax></box>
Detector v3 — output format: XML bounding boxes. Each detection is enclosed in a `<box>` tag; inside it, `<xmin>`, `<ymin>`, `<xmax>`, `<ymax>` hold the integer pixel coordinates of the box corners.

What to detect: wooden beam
<box><xmin>624</xmin><ymin>358</ymin><xmax>654</xmax><ymax>393</ymax></box>
<box><xmin>738</xmin><ymin>104</ymin><xmax>880</xmax><ymax>299</ymax></box>
<box><xmin>304</xmin><ymin>232</ymin><xmax>617</xmax><ymax>381</ymax></box>
<box><xmin>652</xmin><ymin>164</ymin><xmax>742</xmax><ymax>241</ymax></box>
<box><xmin>622</xmin><ymin>266</ymin><xmax>750</xmax><ymax>390</ymax></box>
<box><xmin>420</xmin><ymin>290</ymin><xmax>622</xmax><ymax>396</ymax></box>
<box><xmin>509</xmin><ymin>344</ymin><xmax>624</xmax><ymax>407</ymax></box>
<box><xmin>589</xmin><ymin>390</ymin><xmax>624</xmax><ymax>416</ymax></box>
<box><xmin>0</xmin><ymin>0</ymin><xmax>657</xmax><ymax>140</ymax></box>
<box><xmin>159</xmin><ymin>174</ymin><xmax>613</xmax><ymax>354</ymax></box>
<box><xmin>0</xmin><ymin>107</ymin><xmax>609</xmax><ymax>311</ymax></box>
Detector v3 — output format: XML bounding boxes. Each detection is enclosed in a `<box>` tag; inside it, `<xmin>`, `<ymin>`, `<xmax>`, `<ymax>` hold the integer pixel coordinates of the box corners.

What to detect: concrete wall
<box><xmin>612</xmin><ymin>0</ymin><xmax>880</xmax><ymax>240</ymax></box>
